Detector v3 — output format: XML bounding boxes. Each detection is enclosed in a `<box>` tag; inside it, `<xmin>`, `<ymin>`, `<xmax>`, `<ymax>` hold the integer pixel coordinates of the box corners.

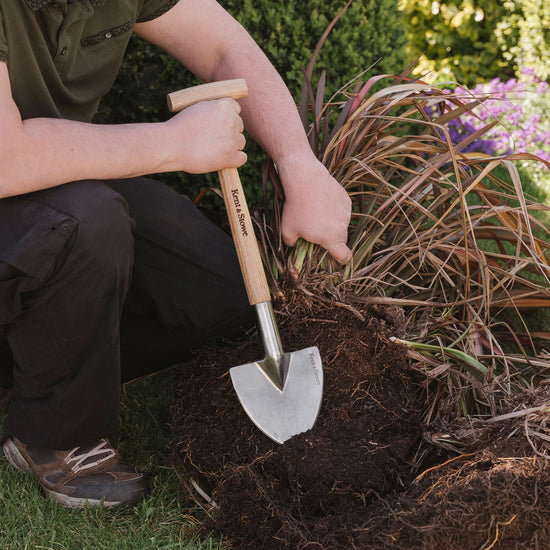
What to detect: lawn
<box><xmin>0</xmin><ymin>369</ymin><xmax>222</xmax><ymax>550</ymax></box>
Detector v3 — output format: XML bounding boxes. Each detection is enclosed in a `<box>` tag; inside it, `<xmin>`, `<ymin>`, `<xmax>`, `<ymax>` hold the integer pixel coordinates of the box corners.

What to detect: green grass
<box><xmin>0</xmin><ymin>370</ymin><xmax>224</xmax><ymax>550</ymax></box>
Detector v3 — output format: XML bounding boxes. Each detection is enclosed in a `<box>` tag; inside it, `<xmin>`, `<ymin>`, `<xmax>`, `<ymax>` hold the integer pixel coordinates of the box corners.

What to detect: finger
<box><xmin>236</xmin><ymin>114</ymin><xmax>245</xmax><ymax>133</ymax></box>
<box><xmin>327</xmin><ymin>242</ymin><xmax>352</xmax><ymax>264</ymax></box>
<box><xmin>282</xmin><ymin>228</ymin><xmax>299</xmax><ymax>248</ymax></box>
<box><xmin>235</xmin><ymin>151</ymin><xmax>247</xmax><ymax>167</ymax></box>
<box><xmin>213</xmin><ymin>97</ymin><xmax>241</xmax><ymax>111</ymax></box>
<box><xmin>237</xmin><ymin>133</ymin><xmax>246</xmax><ymax>151</ymax></box>
<box><xmin>230</xmin><ymin>98</ymin><xmax>242</xmax><ymax>115</ymax></box>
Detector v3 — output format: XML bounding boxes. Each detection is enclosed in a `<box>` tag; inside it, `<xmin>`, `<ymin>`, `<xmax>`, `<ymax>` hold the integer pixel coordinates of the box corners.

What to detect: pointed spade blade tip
<box><xmin>230</xmin><ymin>346</ymin><xmax>323</xmax><ymax>444</ymax></box>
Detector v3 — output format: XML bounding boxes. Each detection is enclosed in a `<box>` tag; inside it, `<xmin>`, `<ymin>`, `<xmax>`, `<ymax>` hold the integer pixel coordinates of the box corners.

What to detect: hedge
<box><xmin>401</xmin><ymin>0</ymin><xmax>550</xmax><ymax>86</ymax></box>
<box><xmin>399</xmin><ymin>0</ymin><xmax>513</xmax><ymax>86</ymax></box>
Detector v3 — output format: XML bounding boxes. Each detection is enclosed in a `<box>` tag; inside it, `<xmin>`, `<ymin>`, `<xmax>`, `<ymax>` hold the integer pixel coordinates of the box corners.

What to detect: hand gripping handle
<box><xmin>167</xmin><ymin>80</ymin><xmax>271</xmax><ymax>306</ymax></box>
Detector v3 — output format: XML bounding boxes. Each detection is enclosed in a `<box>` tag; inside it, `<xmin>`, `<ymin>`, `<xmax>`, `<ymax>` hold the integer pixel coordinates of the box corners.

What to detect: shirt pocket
<box><xmin>80</xmin><ymin>20</ymin><xmax>133</xmax><ymax>48</ymax></box>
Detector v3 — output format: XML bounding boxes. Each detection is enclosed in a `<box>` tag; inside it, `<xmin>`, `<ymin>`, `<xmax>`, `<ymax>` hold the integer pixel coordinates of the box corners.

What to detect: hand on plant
<box><xmin>278</xmin><ymin>154</ymin><xmax>352</xmax><ymax>264</ymax></box>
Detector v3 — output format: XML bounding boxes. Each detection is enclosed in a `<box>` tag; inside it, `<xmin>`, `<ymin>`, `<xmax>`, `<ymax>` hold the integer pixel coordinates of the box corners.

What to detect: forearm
<box><xmin>211</xmin><ymin>36</ymin><xmax>353</xmax><ymax>263</ymax></box>
<box><xmin>210</xmin><ymin>40</ymin><xmax>313</xmax><ymax>173</ymax></box>
<box><xmin>135</xmin><ymin>0</ymin><xmax>315</xmax><ymax>190</ymax></box>
<box><xmin>0</xmin><ymin>117</ymin><xmax>170</xmax><ymax>198</ymax></box>
<box><xmin>0</xmin><ymin>94</ymin><xmax>247</xmax><ymax>199</ymax></box>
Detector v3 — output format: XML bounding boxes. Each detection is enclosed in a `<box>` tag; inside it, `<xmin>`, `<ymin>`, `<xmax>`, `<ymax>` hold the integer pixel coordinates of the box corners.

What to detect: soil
<box><xmin>171</xmin><ymin>299</ymin><xmax>550</xmax><ymax>550</ymax></box>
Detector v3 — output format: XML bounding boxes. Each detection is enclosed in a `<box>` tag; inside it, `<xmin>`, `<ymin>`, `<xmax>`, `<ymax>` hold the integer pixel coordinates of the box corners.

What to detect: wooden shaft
<box><xmin>218</xmin><ymin>168</ymin><xmax>271</xmax><ymax>304</ymax></box>
<box><xmin>167</xmin><ymin>79</ymin><xmax>271</xmax><ymax>305</ymax></box>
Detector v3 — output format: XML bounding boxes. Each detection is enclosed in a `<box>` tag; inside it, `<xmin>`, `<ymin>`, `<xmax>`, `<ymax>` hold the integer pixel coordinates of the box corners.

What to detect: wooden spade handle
<box><xmin>167</xmin><ymin>79</ymin><xmax>248</xmax><ymax>111</ymax></box>
<box><xmin>167</xmin><ymin>80</ymin><xmax>271</xmax><ymax>305</ymax></box>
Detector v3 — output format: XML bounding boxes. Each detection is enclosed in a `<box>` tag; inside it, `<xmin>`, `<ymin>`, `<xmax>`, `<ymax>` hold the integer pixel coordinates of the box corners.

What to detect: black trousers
<box><xmin>0</xmin><ymin>177</ymin><xmax>252</xmax><ymax>449</ymax></box>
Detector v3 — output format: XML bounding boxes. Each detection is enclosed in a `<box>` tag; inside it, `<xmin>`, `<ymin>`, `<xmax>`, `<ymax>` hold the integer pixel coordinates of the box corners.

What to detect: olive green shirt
<box><xmin>0</xmin><ymin>0</ymin><xmax>179</xmax><ymax>121</ymax></box>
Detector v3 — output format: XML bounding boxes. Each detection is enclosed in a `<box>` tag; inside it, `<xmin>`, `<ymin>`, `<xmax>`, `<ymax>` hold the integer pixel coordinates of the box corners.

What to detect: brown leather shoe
<box><xmin>2</xmin><ymin>437</ymin><xmax>148</xmax><ymax>508</ymax></box>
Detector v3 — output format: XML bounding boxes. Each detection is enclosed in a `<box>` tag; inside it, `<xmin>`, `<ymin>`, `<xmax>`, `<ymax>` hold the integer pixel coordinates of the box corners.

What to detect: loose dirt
<box><xmin>172</xmin><ymin>300</ymin><xmax>550</xmax><ymax>550</ymax></box>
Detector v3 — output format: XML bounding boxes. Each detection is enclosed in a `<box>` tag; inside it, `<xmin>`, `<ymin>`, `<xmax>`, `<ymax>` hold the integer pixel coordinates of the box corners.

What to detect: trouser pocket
<box><xmin>0</xmin><ymin>197</ymin><xmax>76</xmax><ymax>325</ymax></box>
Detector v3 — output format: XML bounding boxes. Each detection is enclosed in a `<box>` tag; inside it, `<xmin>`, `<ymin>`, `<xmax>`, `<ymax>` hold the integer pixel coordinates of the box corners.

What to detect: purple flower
<box><xmin>439</xmin><ymin>70</ymin><xmax>550</xmax><ymax>167</ymax></box>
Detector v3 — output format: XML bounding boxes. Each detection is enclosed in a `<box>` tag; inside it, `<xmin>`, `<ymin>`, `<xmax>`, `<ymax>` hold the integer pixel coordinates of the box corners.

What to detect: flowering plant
<box><xmin>444</xmin><ymin>68</ymin><xmax>550</xmax><ymax>165</ymax></box>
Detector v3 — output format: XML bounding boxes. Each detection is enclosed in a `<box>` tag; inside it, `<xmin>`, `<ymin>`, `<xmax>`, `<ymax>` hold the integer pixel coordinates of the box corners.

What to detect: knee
<box><xmin>62</xmin><ymin>181</ymin><xmax>134</xmax><ymax>275</ymax></box>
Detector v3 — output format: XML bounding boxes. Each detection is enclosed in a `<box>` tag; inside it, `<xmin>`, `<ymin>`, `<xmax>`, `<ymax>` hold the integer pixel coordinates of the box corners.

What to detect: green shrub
<box><xmin>399</xmin><ymin>0</ymin><xmax>514</xmax><ymax>85</ymax></box>
<box><xmin>400</xmin><ymin>0</ymin><xmax>550</xmax><ymax>87</ymax></box>
<box><xmin>220</xmin><ymin>0</ymin><xmax>408</xmax><ymax>98</ymax></box>
<box><xmin>95</xmin><ymin>0</ymin><xmax>409</xmax><ymax>205</ymax></box>
<box><xmin>496</xmin><ymin>0</ymin><xmax>550</xmax><ymax>80</ymax></box>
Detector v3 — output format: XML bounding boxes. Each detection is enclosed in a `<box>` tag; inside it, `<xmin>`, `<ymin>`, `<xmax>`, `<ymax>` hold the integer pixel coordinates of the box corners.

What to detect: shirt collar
<box><xmin>24</xmin><ymin>0</ymin><xmax>107</xmax><ymax>10</ymax></box>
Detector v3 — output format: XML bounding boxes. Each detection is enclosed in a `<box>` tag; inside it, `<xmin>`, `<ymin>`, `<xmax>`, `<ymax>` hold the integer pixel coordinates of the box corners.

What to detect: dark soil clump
<box><xmin>172</xmin><ymin>303</ymin><xmax>550</xmax><ymax>549</ymax></box>
<box><xmin>172</xmin><ymin>303</ymin><xmax>425</xmax><ymax>549</ymax></box>
<box><xmin>357</xmin><ymin>392</ymin><xmax>550</xmax><ymax>549</ymax></box>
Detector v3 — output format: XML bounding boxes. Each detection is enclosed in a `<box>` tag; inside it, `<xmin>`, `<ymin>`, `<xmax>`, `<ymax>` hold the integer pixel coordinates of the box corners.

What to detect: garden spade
<box><xmin>167</xmin><ymin>80</ymin><xmax>323</xmax><ymax>444</ymax></box>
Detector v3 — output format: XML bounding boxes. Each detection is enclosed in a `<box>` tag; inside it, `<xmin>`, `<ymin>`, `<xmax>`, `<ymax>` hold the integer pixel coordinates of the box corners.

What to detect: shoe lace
<box><xmin>64</xmin><ymin>439</ymin><xmax>117</xmax><ymax>473</ymax></box>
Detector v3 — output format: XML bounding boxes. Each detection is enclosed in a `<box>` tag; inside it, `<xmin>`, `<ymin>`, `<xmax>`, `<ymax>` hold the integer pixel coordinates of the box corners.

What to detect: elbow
<box><xmin>0</xmin><ymin>130</ymin><xmax>33</xmax><ymax>198</ymax></box>
<box><xmin>0</xmin><ymin>160</ymin><xmax>23</xmax><ymax>199</ymax></box>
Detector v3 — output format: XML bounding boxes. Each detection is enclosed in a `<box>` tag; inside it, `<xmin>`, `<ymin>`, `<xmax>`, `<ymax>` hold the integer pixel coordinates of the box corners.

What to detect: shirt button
<box><xmin>105</xmin><ymin>32</ymin><xmax>112</xmax><ymax>39</ymax></box>
<box><xmin>60</xmin><ymin>47</ymin><xmax>67</xmax><ymax>55</ymax></box>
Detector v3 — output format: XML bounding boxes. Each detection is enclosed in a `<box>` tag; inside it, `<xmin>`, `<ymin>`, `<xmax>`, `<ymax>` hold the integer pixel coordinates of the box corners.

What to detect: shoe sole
<box><xmin>43</xmin><ymin>488</ymin><xmax>120</xmax><ymax>508</ymax></box>
<box><xmin>2</xmin><ymin>438</ymin><xmax>132</xmax><ymax>509</ymax></box>
<box><xmin>2</xmin><ymin>437</ymin><xmax>32</xmax><ymax>473</ymax></box>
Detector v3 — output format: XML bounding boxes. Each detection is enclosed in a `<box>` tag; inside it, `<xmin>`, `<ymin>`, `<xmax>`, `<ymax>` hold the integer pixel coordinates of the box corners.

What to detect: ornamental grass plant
<box><xmin>254</xmin><ymin>27</ymin><xmax>550</xmax><ymax>432</ymax></box>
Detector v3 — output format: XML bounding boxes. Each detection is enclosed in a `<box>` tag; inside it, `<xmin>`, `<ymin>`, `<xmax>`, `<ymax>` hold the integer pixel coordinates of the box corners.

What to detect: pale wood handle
<box><xmin>167</xmin><ymin>80</ymin><xmax>271</xmax><ymax>305</ymax></box>
<box><xmin>167</xmin><ymin>79</ymin><xmax>248</xmax><ymax>112</ymax></box>
<box><xmin>218</xmin><ymin>168</ymin><xmax>271</xmax><ymax>305</ymax></box>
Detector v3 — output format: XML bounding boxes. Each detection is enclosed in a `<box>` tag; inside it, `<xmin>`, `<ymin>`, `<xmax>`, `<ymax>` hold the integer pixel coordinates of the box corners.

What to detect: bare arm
<box><xmin>1</xmin><ymin>0</ymin><xmax>351</xmax><ymax>261</ymax></box>
<box><xmin>0</xmin><ymin>63</ymin><xmax>246</xmax><ymax>198</ymax></box>
<box><xmin>135</xmin><ymin>0</ymin><xmax>352</xmax><ymax>263</ymax></box>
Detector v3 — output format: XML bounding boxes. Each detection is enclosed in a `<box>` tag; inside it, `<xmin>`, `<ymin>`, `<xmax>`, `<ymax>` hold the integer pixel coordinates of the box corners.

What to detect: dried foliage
<box><xmin>171</xmin><ymin>22</ymin><xmax>550</xmax><ymax>547</ymax></box>
<box><xmin>171</xmin><ymin>15</ymin><xmax>550</xmax><ymax>550</ymax></box>
<box><xmin>256</xmin><ymin>32</ymin><xmax>550</xmax><ymax>425</ymax></box>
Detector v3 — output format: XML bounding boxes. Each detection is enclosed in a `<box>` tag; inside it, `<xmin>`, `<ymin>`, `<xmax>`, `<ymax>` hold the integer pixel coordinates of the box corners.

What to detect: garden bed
<box><xmin>172</xmin><ymin>296</ymin><xmax>550</xmax><ymax>550</ymax></box>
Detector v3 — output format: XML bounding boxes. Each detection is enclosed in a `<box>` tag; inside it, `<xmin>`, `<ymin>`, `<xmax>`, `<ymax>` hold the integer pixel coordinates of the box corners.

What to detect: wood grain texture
<box><xmin>167</xmin><ymin>79</ymin><xmax>248</xmax><ymax>112</ymax></box>
<box><xmin>167</xmin><ymin>79</ymin><xmax>270</xmax><ymax>305</ymax></box>
<box><xmin>218</xmin><ymin>168</ymin><xmax>270</xmax><ymax>305</ymax></box>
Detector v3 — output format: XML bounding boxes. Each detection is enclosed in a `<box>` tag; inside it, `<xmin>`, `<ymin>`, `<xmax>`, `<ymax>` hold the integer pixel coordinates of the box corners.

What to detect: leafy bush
<box><xmin>495</xmin><ymin>0</ymin><xmax>550</xmax><ymax>81</ymax></box>
<box><xmin>399</xmin><ymin>0</ymin><xmax>513</xmax><ymax>85</ymax></box>
<box><xmin>400</xmin><ymin>0</ymin><xmax>550</xmax><ymax>88</ymax></box>
<box><xmin>219</xmin><ymin>0</ymin><xmax>408</xmax><ymax>99</ymax></box>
